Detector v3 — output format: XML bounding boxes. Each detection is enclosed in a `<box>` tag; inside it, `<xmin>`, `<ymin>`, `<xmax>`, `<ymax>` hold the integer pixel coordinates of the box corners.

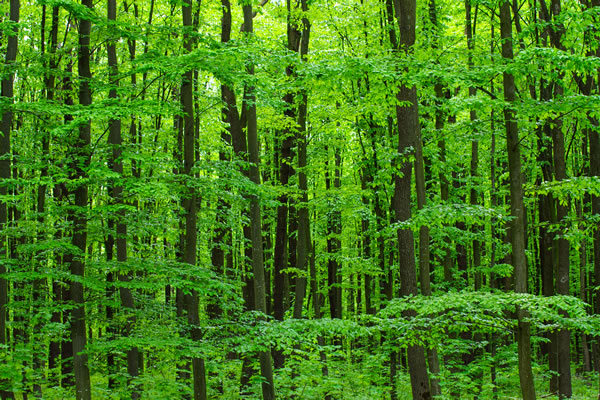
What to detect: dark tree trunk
<box><xmin>293</xmin><ymin>0</ymin><xmax>310</xmax><ymax>320</ymax></box>
<box><xmin>499</xmin><ymin>2</ymin><xmax>536</xmax><ymax>399</ymax></box>
<box><xmin>391</xmin><ymin>0</ymin><xmax>432</xmax><ymax>397</ymax></box>
<box><xmin>272</xmin><ymin>0</ymin><xmax>303</xmax><ymax>368</ymax></box>
<box><xmin>181</xmin><ymin>1</ymin><xmax>206</xmax><ymax>398</ymax></box>
<box><xmin>220</xmin><ymin>0</ymin><xmax>258</xmax><ymax>392</ymax></box>
<box><xmin>242</xmin><ymin>4</ymin><xmax>275</xmax><ymax>399</ymax></box>
<box><xmin>60</xmin><ymin>61</ymin><xmax>75</xmax><ymax>390</ymax></box>
<box><xmin>71</xmin><ymin>0</ymin><xmax>93</xmax><ymax>397</ymax></box>
<box><xmin>43</xmin><ymin>4</ymin><xmax>61</xmax><ymax>390</ymax></box>
<box><xmin>590</xmin><ymin>116</ymin><xmax>600</xmax><ymax>400</ymax></box>
<box><xmin>325</xmin><ymin>147</ymin><xmax>342</xmax><ymax>320</ymax></box>
<box><xmin>107</xmin><ymin>0</ymin><xmax>140</xmax><ymax>396</ymax></box>
<box><xmin>0</xmin><ymin>1</ymin><xmax>19</xmax><ymax>399</ymax></box>
<box><xmin>465</xmin><ymin>3</ymin><xmax>483</xmax><ymax>395</ymax></box>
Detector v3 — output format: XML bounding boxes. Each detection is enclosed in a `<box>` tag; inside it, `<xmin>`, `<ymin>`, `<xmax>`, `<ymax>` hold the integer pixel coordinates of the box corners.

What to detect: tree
<box><xmin>242</xmin><ymin>2</ymin><xmax>275</xmax><ymax>399</ymax></box>
<box><xmin>180</xmin><ymin>0</ymin><xmax>206</xmax><ymax>398</ymax></box>
<box><xmin>392</xmin><ymin>0</ymin><xmax>432</xmax><ymax>397</ymax></box>
<box><xmin>107</xmin><ymin>0</ymin><xmax>140</xmax><ymax>395</ymax></box>
<box><xmin>499</xmin><ymin>1</ymin><xmax>536</xmax><ymax>398</ymax></box>
<box><xmin>0</xmin><ymin>0</ymin><xmax>18</xmax><ymax>397</ymax></box>
<box><xmin>70</xmin><ymin>0</ymin><xmax>93</xmax><ymax>397</ymax></box>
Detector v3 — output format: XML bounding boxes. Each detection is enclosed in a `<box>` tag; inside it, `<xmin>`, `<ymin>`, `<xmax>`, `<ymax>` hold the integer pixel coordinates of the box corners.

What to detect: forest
<box><xmin>0</xmin><ymin>0</ymin><xmax>600</xmax><ymax>398</ymax></box>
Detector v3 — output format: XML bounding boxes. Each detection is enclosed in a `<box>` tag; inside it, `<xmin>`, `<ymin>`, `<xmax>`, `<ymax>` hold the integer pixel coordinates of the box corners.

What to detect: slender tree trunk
<box><xmin>32</xmin><ymin>4</ymin><xmax>59</xmax><ymax>396</ymax></box>
<box><xmin>272</xmin><ymin>0</ymin><xmax>303</xmax><ymax>367</ymax></box>
<box><xmin>538</xmin><ymin>0</ymin><xmax>572</xmax><ymax>394</ymax></box>
<box><xmin>577</xmin><ymin>199</ymin><xmax>592</xmax><ymax>372</ymax></box>
<box><xmin>43</xmin><ymin>4</ymin><xmax>61</xmax><ymax>389</ymax></box>
<box><xmin>0</xmin><ymin>1</ymin><xmax>19</xmax><ymax>399</ymax></box>
<box><xmin>107</xmin><ymin>0</ymin><xmax>140</xmax><ymax>396</ymax></box>
<box><xmin>465</xmin><ymin>3</ymin><xmax>484</xmax><ymax>395</ymax></box>
<box><xmin>488</xmin><ymin>44</ymin><xmax>499</xmax><ymax>396</ymax></box>
<box><xmin>391</xmin><ymin>0</ymin><xmax>431</xmax><ymax>397</ymax></box>
<box><xmin>383</xmin><ymin>5</ymin><xmax>399</xmax><ymax>398</ymax></box>
<box><xmin>60</xmin><ymin>60</ymin><xmax>75</xmax><ymax>390</ymax></box>
<box><xmin>412</xmin><ymin>54</ymin><xmax>441</xmax><ymax>400</ymax></box>
<box><xmin>181</xmin><ymin>1</ymin><xmax>206</xmax><ymax>398</ymax></box>
<box><xmin>71</xmin><ymin>0</ymin><xmax>93</xmax><ymax>397</ymax></box>
<box><xmin>219</xmin><ymin>0</ymin><xmax>258</xmax><ymax>392</ymax></box>
<box><xmin>105</xmin><ymin>215</ymin><xmax>117</xmax><ymax>389</ymax></box>
<box><xmin>538</xmin><ymin>81</ymin><xmax>558</xmax><ymax>390</ymax></box>
<box><xmin>427</xmin><ymin>0</ymin><xmax>453</xmax><ymax>285</ymax></box>
<box><xmin>590</xmin><ymin>116</ymin><xmax>600</xmax><ymax>400</ymax></box>
<box><xmin>293</xmin><ymin>0</ymin><xmax>310</xmax><ymax>320</ymax></box>
<box><xmin>242</xmin><ymin>4</ymin><xmax>275</xmax><ymax>399</ymax></box>
<box><xmin>325</xmin><ymin>147</ymin><xmax>342</xmax><ymax>321</ymax></box>
<box><xmin>499</xmin><ymin>2</ymin><xmax>536</xmax><ymax>399</ymax></box>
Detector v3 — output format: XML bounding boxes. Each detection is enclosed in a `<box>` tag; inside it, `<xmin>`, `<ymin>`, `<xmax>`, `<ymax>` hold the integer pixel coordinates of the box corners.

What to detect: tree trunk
<box><xmin>272</xmin><ymin>0</ymin><xmax>303</xmax><ymax>367</ymax></box>
<box><xmin>71</xmin><ymin>0</ymin><xmax>93</xmax><ymax>397</ymax></box>
<box><xmin>293</xmin><ymin>0</ymin><xmax>310</xmax><ymax>320</ymax></box>
<box><xmin>391</xmin><ymin>0</ymin><xmax>432</xmax><ymax>397</ymax></box>
<box><xmin>0</xmin><ymin>1</ymin><xmax>19</xmax><ymax>399</ymax></box>
<box><xmin>42</xmin><ymin>4</ymin><xmax>61</xmax><ymax>390</ymax></box>
<box><xmin>60</xmin><ymin>60</ymin><xmax>75</xmax><ymax>390</ymax></box>
<box><xmin>107</xmin><ymin>0</ymin><xmax>140</xmax><ymax>396</ymax></box>
<box><xmin>181</xmin><ymin>1</ymin><xmax>206</xmax><ymax>398</ymax></box>
<box><xmin>499</xmin><ymin>2</ymin><xmax>536</xmax><ymax>399</ymax></box>
<box><xmin>325</xmin><ymin>147</ymin><xmax>342</xmax><ymax>320</ymax></box>
<box><xmin>242</xmin><ymin>4</ymin><xmax>275</xmax><ymax>399</ymax></box>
